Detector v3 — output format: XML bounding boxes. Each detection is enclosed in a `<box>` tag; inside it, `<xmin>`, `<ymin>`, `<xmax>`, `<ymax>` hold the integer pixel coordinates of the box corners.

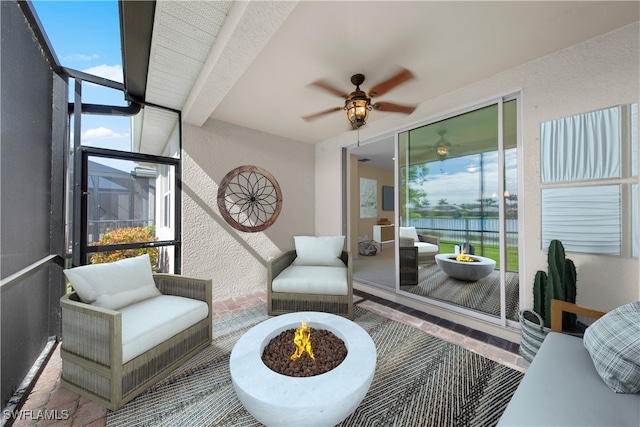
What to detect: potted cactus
<box><xmin>519</xmin><ymin>240</ymin><xmax>577</xmax><ymax>362</ymax></box>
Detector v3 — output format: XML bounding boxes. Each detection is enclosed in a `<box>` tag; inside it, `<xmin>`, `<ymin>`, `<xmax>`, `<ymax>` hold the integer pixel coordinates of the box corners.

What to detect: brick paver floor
<box><xmin>5</xmin><ymin>289</ymin><xmax>527</xmax><ymax>426</ymax></box>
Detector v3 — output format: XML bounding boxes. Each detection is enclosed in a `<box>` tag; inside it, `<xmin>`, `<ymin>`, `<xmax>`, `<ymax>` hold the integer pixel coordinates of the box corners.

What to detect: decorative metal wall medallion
<box><xmin>217</xmin><ymin>165</ymin><xmax>283</xmax><ymax>232</ymax></box>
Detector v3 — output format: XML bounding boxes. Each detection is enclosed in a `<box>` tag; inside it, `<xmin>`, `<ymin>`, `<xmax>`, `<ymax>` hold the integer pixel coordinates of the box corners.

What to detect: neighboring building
<box><xmin>85</xmin><ymin>160</ymin><xmax>155</xmax><ymax>243</ymax></box>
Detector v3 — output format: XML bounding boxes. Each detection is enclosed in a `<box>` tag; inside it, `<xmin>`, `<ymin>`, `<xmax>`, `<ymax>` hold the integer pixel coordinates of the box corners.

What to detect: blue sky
<box><xmin>420</xmin><ymin>150</ymin><xmax>518</xmax><ymax>207</ymax></box>
<box><xmin>33</xmin><ymin>1</ymin><xmax>122</xmax><ymax>83</ymax></box>
<box><xmin>33</xmin><ymin>0</ymin><xmax>132</xmax><ymax>159</ymax></box>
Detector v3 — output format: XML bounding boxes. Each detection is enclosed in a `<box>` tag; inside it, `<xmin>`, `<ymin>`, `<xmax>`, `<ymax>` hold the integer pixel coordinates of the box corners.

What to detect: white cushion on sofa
<box><xmin>415</xmin><ymin>241</ymin><xmax>439</xmax><ymax>255</ymax></box>
<box><xmin>399</xmin><ymin>227</ymin><xmax>420</xmax><ymax>242</ymax></box>
<box><xmin>498</xmin><ymin>332</ymin><xmax>640</xmax><ymax>426</ymax></box>
<box><xmin>272</xmin><ymin>265</ymin><xmax>348</xmax><ymax>295</ymax></box>
<box><xmin>120</xmin><ymin>295</ymin><xmax>209</xmax><ymax>363</ymax></box>
<box><xmin>399</xmin><ymin>227</ymin><xmax>438</xmax><ymax>255</ymax></box>
<box><xmin>63</xmin><ymin>254</ymin><xmax>160</xmax><ymax>310</ymax></box>
<box><xmin>292</xmin><ymin>236</ymin><xmax>345</xmax><ymax>267</ymax></box>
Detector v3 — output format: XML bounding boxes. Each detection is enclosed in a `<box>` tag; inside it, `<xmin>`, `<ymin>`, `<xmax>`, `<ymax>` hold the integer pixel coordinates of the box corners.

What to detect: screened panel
<box><xmin>81</xmin><ymin>114</ymin><xmax>132</xmax><ymax>151</ymax></box>
<box><xmin>85</xmin><ymin>155</ymin><xmax>178</xmax><ymax>272</ymax></box>
<box><xmin>132</xmin><ymin>105</ymin><xmax>180</xmax><ymax>158</ymax></box>
<box><xmin>81</xmin><ymin>104</ymin><xmax>180</xmax><ymax>158</ymax></box>
<box><xmin>78</xmin><ymin>80</ymin><xmax>128</xmax><ymax>106</ymax></box>
<box><xmin>86</xmin><ymin>156</ymin><xmax>175</xmax><ymax>245</ymax></box>
<box><xmin>87</xmin><ymin>245</ymin><xmax>175</xmax><ymax>273</ymax></box>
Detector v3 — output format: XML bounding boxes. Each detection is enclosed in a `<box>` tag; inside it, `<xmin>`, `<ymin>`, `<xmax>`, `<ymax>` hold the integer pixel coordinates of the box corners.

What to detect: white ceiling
<box><xmin>146</xmin><ymin>1</ymin><xmax>639</xmax><ymax>161</ymax></box>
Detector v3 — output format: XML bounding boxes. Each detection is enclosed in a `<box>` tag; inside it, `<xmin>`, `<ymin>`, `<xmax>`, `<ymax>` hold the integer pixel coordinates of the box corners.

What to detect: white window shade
<box><xmin>541</xmin><ymin>106</ymin><xmax>621</xmax><ymax>183</ymax></box>
<box><xmin>542</xmin><ymin>185</ymin><xmax>621</xmax><ymax>255</ymax></box>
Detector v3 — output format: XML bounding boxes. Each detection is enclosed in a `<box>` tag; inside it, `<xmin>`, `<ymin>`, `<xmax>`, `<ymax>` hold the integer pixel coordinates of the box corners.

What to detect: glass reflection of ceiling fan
<box><xmin>433</xmin><ymin>130</ymin><xmax>455</xmax><ymax>161</ymax></box>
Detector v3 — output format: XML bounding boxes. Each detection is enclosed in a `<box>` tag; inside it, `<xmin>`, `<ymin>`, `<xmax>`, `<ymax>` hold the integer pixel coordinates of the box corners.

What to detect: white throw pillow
<box><xmin>292</xmin><ymin>236</ymin><xmax>345</xmax><ymax>267</ymax></box>
<box><xmin>399</xmin><ymin>227</ymin><xmax>420</xmax><ymax>242</ymax></box>
<box><xmin>63</xmin><ymin>254</ymin><xmax>161</xmax><ymax>310</ymax></box>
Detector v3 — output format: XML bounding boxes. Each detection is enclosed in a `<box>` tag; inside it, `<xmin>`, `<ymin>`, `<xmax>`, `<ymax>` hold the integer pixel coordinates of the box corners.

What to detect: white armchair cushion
<box><xmin>292</xmin><ymin>236</ymin><xmax>345</xmax><ymax>267</ymax></box>
<box><xmin>272</xmin><ymin>265</ymin><xmax>348</xmax><ymax>295</ymax></box>
<box><xmin>415</xmin><ymin>241</ymin><xmax>439</xmax><ymax>255</ymax></box>
<box><xmin>399</xmin><ymin>227</ymin><xmax>420</xmax><ymax>242</ymax></box>
<box><xmin>120</xmin><ymin>295</ymin><xmax>209</xmax><ymax>363</ymax></box>
<box><xmin>63</xmin><ymin>254</ymin><xmax>160</xmax><ymax>310</ymax></box>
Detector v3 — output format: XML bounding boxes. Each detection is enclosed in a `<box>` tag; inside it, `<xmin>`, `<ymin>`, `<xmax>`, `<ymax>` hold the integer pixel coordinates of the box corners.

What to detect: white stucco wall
<box><xmin>182</xmin><ymin>119</ymin><xmax>315</xmax><ymax>302</ymax></box>
<box><xmin>315</xmin><ymin>23</ymin><xmax>640</xmax><ymax>313</ymax></box>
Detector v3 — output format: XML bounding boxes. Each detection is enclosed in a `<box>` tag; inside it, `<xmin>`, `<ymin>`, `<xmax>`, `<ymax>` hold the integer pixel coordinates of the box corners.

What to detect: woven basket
<box><xmin>519</xmin><ymin>309</ymin><xmax>550</xmax><ymax>363</ymax></box>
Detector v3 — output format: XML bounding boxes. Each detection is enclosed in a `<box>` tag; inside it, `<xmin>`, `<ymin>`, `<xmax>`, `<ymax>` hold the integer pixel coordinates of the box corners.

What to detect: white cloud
<box><xmin>82</xmin><ymin>64</ymin><xmax>123</xmax><ymax>83</ymax></box>
<box><xmin>422</xmin><ymin>171</ymin><xmax>488</xmax><ymax>206</ymax></box>
<box><xmin>417</xmin><ymin>151</ymin><xmax>513</xmax><ymax>206</ymax></box>
<box><xmin>64</xmin><ymin>53</ymin><xmax>100</xmax><ymax>61</ymax></box>
<box><xmin>82</xmin><ymin>127</ymin><xmax>125</xmax><ymax>139</ymax></box>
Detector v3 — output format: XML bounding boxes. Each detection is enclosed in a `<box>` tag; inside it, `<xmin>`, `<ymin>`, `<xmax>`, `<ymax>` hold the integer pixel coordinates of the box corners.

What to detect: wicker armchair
<box><xmin>399</xmin><ymin>232</ymin><xmax>440</xmax><ymax>264</ymax></box>
<box><xmin>60</xmin><ymin>274</ymin><xmax>212</xmax><ymax>410</ymax></box>
<box><xmin>267</xmin><ymin>250</ymin><xmax>353</xmax><ymax>319</ymax></box>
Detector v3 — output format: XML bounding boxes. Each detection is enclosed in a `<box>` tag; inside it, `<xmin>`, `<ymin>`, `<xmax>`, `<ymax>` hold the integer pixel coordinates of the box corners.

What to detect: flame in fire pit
<box><xmin>456</xmin><ymin>248</ymin><xmax>475</xmax><ymax>262</ymax></box>
<box><xmin>291</xmin><ymin>320</ymin><xmax>315</xmax><ymax>361</ymax></box>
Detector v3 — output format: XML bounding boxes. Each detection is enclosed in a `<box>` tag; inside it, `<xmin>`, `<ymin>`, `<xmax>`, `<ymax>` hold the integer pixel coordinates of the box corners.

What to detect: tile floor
<box><xmin>4</xmin><ymin>290</ymin><xmax>529</xmax><ymax>427</ymax></box>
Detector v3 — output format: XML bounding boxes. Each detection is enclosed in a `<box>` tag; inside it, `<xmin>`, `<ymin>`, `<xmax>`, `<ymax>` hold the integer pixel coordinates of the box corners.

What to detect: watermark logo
<box><xmin>3</xmin><ymin>409</ymin><xmax>70</xmax><ymax>421</ymax></box>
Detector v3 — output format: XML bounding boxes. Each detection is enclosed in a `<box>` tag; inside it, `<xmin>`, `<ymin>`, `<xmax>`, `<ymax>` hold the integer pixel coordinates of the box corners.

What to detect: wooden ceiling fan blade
<box><xmin>302</xmin><ymin>106</ymin><xmax>343</xmax><ymax>121</ymax></box>
<box><xmin>309</xmin><ymin>80</ymin><xmax>349</xmax><ymax>98</ymax></box>
<box><xmin>373</xmin><ymin>102</ymin><xmax>416</xmax><ymax>115</ymax></box>
<box><xmin>368</xmin><ymin>68</ymin><xmax>415</xmax><ymax>98</ymax></box>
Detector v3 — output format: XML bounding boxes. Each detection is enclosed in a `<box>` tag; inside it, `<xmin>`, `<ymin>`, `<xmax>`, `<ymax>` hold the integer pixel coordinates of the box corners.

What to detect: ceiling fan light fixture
<box><xmin>345</xmin><ymin>96</ymin><xmax>372</xmax><ymax>129</ymax></box>
<box><xmin>436</xmin><ymin>141</ymin><xmax>450</xmax><ymax>160</ymax></box>
<box><xmin>304</xmin><ymin>69</ymin><xmax>415</xmax><ymax>128</ymax></box>
<box><xmin>434</xmin><ymin>129</ymin><xmax>451</xmax><ymax>160</ymax></box>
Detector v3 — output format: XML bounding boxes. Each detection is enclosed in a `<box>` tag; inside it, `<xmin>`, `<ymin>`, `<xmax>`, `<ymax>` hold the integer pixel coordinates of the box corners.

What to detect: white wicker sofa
<box><xmin>60</xmin><ymin>254</ymin><xmax>212</xmax><ymax>410</ymax></box>
<box><xmin>267</xmin><ymin>236</ymin><xmax>353</xmax><ymax>319</ymax></box>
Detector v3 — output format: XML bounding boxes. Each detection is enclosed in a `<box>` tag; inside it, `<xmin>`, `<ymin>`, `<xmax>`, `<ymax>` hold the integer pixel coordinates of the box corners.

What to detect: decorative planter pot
<box><xmin>519</xmin><ymin>309</ymin><xmax>550</xmax><ymax>363</ymax></box>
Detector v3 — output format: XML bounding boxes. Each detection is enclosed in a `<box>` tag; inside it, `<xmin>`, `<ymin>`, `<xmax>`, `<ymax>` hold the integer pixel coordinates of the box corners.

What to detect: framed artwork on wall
<box><xmin>541</xmin><ymin>185</ymin><xmax>621</xmax><ymax>255</ymax></box>
<box><xmin>540</xmin><ymin>103</ymin><xmax>638</xmax><ymax>257</ymax></box>
<box><xmin>217</xmin><ymin>165</ymin><xmax>283</xmax><ymax>232</ymax></box>
<box><xmin>360</xmin><ymin>178</ymin><xmax>377</xmax><ymax>219</ymax></box>
<box><xmin>382</xmin><ymin>185</ymin><xmax>394</xmax><ymax>211</ymax></box>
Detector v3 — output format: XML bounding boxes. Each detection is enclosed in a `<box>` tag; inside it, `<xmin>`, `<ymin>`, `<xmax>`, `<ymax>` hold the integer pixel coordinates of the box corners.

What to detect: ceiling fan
<box><xmin>302</xmin><ymin>68</ymin><xmax>417</xmax><ymax>129</ymax></box>
<box><xmin>433</xmin><ymin>129</ymin><xmax>452</xmax><ymax>160</ymax></box>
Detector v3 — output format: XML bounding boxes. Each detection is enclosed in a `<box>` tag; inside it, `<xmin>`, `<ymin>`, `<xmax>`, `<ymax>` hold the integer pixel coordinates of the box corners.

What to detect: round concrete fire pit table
<box><xmin>435</xmin><ymin>253</ymin><xmax>497</xmax><ymax>281</ymax></box>
<box><xmin>229</xmin><ymin>311</ymin><xmax>376</xmax><ymax>427</ymax></box>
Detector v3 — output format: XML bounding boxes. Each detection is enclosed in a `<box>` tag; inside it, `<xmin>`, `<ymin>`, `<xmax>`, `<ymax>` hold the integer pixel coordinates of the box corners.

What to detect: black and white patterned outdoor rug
<box><xmin>107</xmin><ymin>305</ymin><xmax>523</xmax><ymax>427</ymax></box>
<box><xmin>401</xmin><ymin>264</ymin><xmax>521</xmax><ymax>322</ymax></box>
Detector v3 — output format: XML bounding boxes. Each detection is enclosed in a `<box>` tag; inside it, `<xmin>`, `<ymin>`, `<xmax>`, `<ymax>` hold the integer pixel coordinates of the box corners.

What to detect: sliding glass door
<box><xmin>397</xmin><ymin>97</ymin><xmax>519</xmax><ymax>325</ymax></box>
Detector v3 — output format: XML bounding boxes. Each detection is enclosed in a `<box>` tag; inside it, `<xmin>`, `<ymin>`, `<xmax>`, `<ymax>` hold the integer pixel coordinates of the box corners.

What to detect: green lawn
<box><xmin>439</xmin><ymin>241</ymin><xmax>519</xmax><ymax>272</ymax></box>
